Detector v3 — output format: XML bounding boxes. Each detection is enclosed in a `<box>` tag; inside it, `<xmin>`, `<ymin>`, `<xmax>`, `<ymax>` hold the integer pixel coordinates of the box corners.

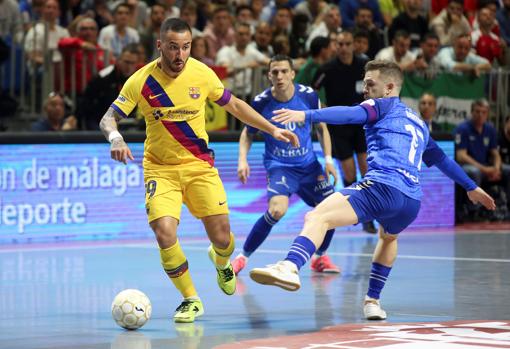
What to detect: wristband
<box><xmin>325</xmin><ymin>155</ymin><xmax>334</xmax><ymax>165</ymax></box>
<box><xmin>108</xmin><ymin>131</ymin><xmax>123</xmax><ymax>143</ymax></box>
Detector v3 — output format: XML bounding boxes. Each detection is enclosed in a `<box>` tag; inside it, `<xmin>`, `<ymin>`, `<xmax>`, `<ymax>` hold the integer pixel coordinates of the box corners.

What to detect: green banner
<box><xmin>401</xmin><ymin>73</ymin><xmax>486</xmax><ymax>131</ymax></box>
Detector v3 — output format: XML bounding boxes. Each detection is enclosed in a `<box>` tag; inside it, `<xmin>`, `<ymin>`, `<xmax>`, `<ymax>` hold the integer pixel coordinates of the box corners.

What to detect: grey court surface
<box><xmin>0</xmin><ymin>227</ymin><xmax>509</xmax><ymax>349</ymax></box>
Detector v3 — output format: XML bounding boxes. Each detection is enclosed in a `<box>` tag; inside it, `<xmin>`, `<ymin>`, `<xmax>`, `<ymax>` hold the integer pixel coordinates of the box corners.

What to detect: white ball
<box><xmin>111</xmin><ymin>289</ymin><xmax>152</xmax><ymax>330</ymax></box>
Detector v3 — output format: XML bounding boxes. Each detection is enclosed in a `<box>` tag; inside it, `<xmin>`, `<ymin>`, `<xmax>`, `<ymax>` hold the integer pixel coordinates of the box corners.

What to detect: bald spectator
<box><xmin>389</xmin><ymin>0</ymin><xmax>429</xmax><ymax>48</ymax></box>
<box><xmin>98</xmin><ymin>3</ymin><xmax>140</xmax><ymax>59</ymax></box>
<box><xmin>58</xmin><ymin>18</ymin><xmax>108</xmax><ymax>94</ymax></box>
<box><xmin>203</xmin><ymin>6</ymin><xmax>235</xmax><ymax>61</ymax></box>
<box><xmin>430</xmin><ymin>0</ymin><xmax>471</xmax><ymax>46</ymax></box>
<box><xmin>418</xmin><ymin>93</ymin><xmax>441</xmax><ymax>132</ymax></box>
<box><xmin>437</xmin><ymin>33</ymin><xmax>491</xmax><ymax>76</ymax></box>
<box><xmin>24</xmin><ymin>0</ymin><xmax>70</xmax><ymax>70</ymax></box>
<box><xmin>306</xmin><ymin>4</ymin><xmax>342</xmax><ymax>50</ymax></box>
<box><xmin>375</xmin><ymin>30</ymin><xmax>417</xmax><ymax>71</ymax></box>
<box><xmin>248</xmin><ymin>21</ymin><xmax>274</xmax><ymax>58</ymax></box>
<box><xmin>31</xmin><ymin>93</ymin><xmax>77</xmax><ymax>131</ymax></box>
<box><xmin>471</xmin><ymin>6</ymin><xmax>505</xmax><ymax>65</ymax></box>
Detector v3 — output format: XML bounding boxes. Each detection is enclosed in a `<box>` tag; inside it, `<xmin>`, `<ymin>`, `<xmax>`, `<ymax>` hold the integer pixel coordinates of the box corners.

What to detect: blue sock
<box><xmin>285</xmin><ymin>236</ymin><xmax>316</xmax><ymax>270</ymax></box>
<box><xmin>242</xmin><ymin>211</ymin><xmax>279</xmax><ymax>257</ymax></box>
<box><xmin>367</xmin><ymin>262</ymin><xmax>392</xmax><ymax>299</ymax></box>
<box><xmin>316</xmin><ymin>229</ymin><xmax>335</xmax><ymax>256</ymax></box>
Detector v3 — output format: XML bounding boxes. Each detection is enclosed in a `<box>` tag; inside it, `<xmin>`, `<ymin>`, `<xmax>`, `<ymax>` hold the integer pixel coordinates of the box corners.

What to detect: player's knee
<box><xmin>379</xmin><ymin>229</ymin><xmax>398</xmax><ymax>242</ymax></box>
<box><xmin>304</xmin><ymin>209</ymin><xmax>324</xmax><ymax>225</ymax></box>
<box><xmin>208</xmin><ymin>223</ymin><xmax>231</xmax><ymax>248</ymax></box>
<box><xmin>269</xmin><ymin>206</ymin><xmax>287</xmax><ymax>220</ymax></box>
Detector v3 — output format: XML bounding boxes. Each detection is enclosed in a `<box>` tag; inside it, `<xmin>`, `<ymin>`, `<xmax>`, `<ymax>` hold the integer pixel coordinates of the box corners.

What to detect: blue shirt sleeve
<box><xmin>305</xmin><ymin>105</ymin><xmax>369</xmax><ymax>124</ymax></box>
<box><xmin>454</xmin><ymin>124</ymin><xmax>469</xmax><ymax>150</ymax></box>
<box><xmin>422</xmin><ymin>138</ymin><xmax>447</xmax><ymax>168</ymax></box>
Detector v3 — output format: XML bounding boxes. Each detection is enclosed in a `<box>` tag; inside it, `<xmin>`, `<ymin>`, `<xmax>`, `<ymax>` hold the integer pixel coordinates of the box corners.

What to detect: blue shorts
<box><xmin>339</xmin><ymin>180</ymin><xmax>421</xmax><ymax>234</ymax></box>
<box><xmin>267</xmin><ymin>160</ymin><xmax>334</xmax><ymax>207</ymax></box>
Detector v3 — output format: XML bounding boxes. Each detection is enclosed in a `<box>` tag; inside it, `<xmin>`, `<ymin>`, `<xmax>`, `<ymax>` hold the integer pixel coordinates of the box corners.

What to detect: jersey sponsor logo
<box><xmin>116</xmin><ymin>95</ymin><xmax>126</xmax><ymax>103</ymax></box>
<box><xmin>397</xmin><ymin>168</ymin><xmax>420</xmax><ymax>183</ymax></box>
<box><xmin>153</xmin><ymin>109</ymin><xmax>164</xmax><ymax>120</ymax></box>
<box><xmin>189</xmin><ymin>87</ymin><xmax>201</xmax><ymax>99</ymax></box>
<box><xmin>149</xmin><ymin>93</ymin><xmax>163</xmax><ymax>100</ymax></box>
<box><xmin>272</xmin><ymin>147</ymin><xmax>310</xmax><ymax>158</ymax></box>
<box><xmin>350</xmin><ymin>180</ymin><xmax>373</xmax><ymax>191</ymax></box>
<box><xmin>484</xmin><ymin>137</ymin><xmax>490</xmax><ymax>146</ymax></box>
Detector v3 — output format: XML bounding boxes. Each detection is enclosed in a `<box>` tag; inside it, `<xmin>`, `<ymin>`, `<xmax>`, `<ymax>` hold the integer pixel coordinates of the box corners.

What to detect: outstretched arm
<box><xmin>223</xmin><ymin>94</ymin><xmax>300</xmax><ymax>147</ymax></box>
<box><xmin>99</xmin><ymin>107</ymin><xmax>134</xmax><ymax>164</ymax></box>
<box><xmin>272</xmin><ymin>105</ymin><xmax>369</xmax><ymax>125</ymax></box>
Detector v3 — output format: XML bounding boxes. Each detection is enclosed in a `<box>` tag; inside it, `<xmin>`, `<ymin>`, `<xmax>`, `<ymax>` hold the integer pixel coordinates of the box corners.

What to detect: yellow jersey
<box><xmin>111</xmin><ymin>58</ymin><xmax>231</xmax><ymax>170</ymax></box>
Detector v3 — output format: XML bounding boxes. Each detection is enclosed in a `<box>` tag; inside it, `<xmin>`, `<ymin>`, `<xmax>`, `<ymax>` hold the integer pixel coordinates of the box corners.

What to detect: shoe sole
<box><xmin>365</xmin><ymin>314</ymin><xmax>387</xmax><ymax>320</ymax></box>
<box><xmin>249</xmin><ymin>269</ymin><xmax>300</xmax><ymax>291</ymax></box>
<box><xmin>312</xmin><ymin>268</ymin><xmax>341</xmax><ymax>274</ymax></box>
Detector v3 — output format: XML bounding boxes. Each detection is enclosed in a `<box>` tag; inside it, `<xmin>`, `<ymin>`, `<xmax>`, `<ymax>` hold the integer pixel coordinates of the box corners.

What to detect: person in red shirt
<box><xmin>58</xmin><ymin>17</ymin><xmax>108</xmax><ymax>94</ymax></box>
<box><xmin>471</xmin><ymin>6</ymin><xmax>504</xmax><ymax>64</ymax></box>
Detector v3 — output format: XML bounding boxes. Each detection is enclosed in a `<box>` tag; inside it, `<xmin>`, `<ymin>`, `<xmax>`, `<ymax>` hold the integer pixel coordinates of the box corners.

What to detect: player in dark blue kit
<box><xmin>249</xmin><ymin>60</ymin><xmax>496</xmax><ymax>320</ymax></box>
<box><xmin>232</xmin><ymin>54</ymin><xmax>341</xmax><ymax>276</ymax></box>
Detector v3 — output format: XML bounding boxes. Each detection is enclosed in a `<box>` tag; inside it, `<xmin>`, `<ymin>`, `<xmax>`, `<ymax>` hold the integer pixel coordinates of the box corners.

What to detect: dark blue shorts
<box><xmin>339</xmin><ymin>180</ymin><xmax>421</xmax><ymax>234</ymax></box>
<box><xmin>267</xmin><ymin>160</ymin><xmax>334</xmax><ymax>207</ymax></box>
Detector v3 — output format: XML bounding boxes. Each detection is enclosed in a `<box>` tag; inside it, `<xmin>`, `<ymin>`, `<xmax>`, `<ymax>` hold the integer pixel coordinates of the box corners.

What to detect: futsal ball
<box><xmin>111</xmin><ymin>289</ymin><xmax>152</xmax><ymax>330</ymax></box>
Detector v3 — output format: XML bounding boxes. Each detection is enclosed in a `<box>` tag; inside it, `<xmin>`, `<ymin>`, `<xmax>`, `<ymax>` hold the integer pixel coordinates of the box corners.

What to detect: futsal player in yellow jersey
<box><xmin>99</xmin><ymin>18</ymin><xmax>299</xmax><ymax>323</ymax></box>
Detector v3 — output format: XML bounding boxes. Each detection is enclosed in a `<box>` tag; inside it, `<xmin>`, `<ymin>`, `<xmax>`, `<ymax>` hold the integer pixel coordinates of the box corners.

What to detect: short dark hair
<box><xmin>122</xmin><ymin>43</ymin><xmax>142</xmax><ymax>55</ymax></box>
<box><xmin>421</xmin><ymin>31</ymin><xmax>440</xmax><ymax>43</ymax></box>
<box><xmin>393</xmin><ymin>30</ymin><xmax>410</xmax><ymax>41</ymax></box>
<box><xmin>236</xmin><ymin>4</ymin><xmax>253</xmax><ymax>16</ymax></box>
<box><xmin>356</xmin><ymin>4</ymin><xmax>373</xmax><ymax>16</ymax></box>
<box><xmin>449</xmin><ymin>0</ymin><xmax>464</xmax><ymax>5</ymax></box>
<box><xmin>471</xmin><ymin>98</ymin><xmax>489</xmax><ymax>111</ymax></box>
<box><xmin>310</xmin><ymin>36</ymin><xmax>330</xmax><ymax>57</ymax></box>
<box><xmin>353</xmin><ymin>28</ymin><xmax>370</xmax><ymax>40</ymax></box>
<box><xmin>269</xmin><ymin>54</ymin><xmax>294</xmax><ymax>70</ymax></box>
<box><xmin>365</xmin><ymin>60</ymin><xmax>403</xmax><ymax>87</ymax></box>
<box><xmin>160</xmin><ymin>18</ymin><xmax>192</xmax><ymax>38</ymax></box>
<box><xmin>114</xmin><ymin>3</ymin><xmax>132</xmax><ymax>14</ymax></box>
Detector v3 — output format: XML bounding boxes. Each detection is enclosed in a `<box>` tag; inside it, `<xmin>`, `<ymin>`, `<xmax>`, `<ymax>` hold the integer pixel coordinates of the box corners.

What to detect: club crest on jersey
<box><xmin>317</xmin><ymin>174</ymin><xmax>326</xmax><ymax>181</ymax></box>
<box><xmin>189</xmin><ymin>87</ymin><xmax>200</xmax><ymax>99</ymax></box>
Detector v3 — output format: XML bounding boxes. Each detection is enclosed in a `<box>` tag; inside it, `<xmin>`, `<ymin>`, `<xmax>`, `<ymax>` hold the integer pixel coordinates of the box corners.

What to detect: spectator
<box><xmin>124</xmin><ymin>0</ymin><xmax>148</xmax><ymax>31</ymax></box>
<box><xmin>352</xmin><ymin>5</ymin><xmax>384</xmax><ymax>59</ymax></box>
<box><xmin>437</xmin><ymin>33</ymin><xmax>491</xmax><ymax>75</ymax></box>
<box><xmin>471</xmin><ymin>6</ymin><xmax>505</xmax><ymax>65</ymax></box>
<box><xmin>498</xmin><ymin>116</ymin><xmax>510</xmax><ymax>205</ymax></box>
<box><xmin>180</xmin><ymin>1</ymin><xmax>203</xmax><ymax>38</ymax></box>
<box><xmin>77</xmin><ymin>45</ymin><xmax>139</xmax><ymax>130</ymax></box>
<box><xmin>470</xmin><ymin>0</ymin><xmax>500</xmax><ymax>35</ymax></box>
<box><xmin>83</xmin><ymin>0</ymin><xmax>113</xmax><ymax>31</ymax></box>
<box><xmin>216</xmin><ymin>22</ymin><xmax>269</xmax><ymax>100</ymax></box>
<box><xmin>0</xmin><ymin>0</ymin><xmax>23</xmax><ymax>42</ymax></box>
<box><xmin>340</xmin><ymin>0</ymin><xmax>384</xmax><ymax>29</ymax></box>
<box><xmin>496</xmin><ymin>0</ymin><xmax>510</xmax><ymax>46</ymax></box>
<box><xmin>59</xmin><ymin>0</ymin><xmax>82</xmax><ymax>28</ymax></box>
<box><xmin>140</xmin><ymin>4</ymin><xmax>165</xmax><ymax>61</ymax></box>
<box><xmin>455</xmin><ymin>99</ymin><xmax>510</xmax><ymax>216</ymax></box>
<box><xmin>236</xmin><ymin>5</ymin><xmax>255</xmax><ymax>29</ymax></box>
<box><xmin>191</xmin><ymin>36</ymin><xmax>214</xmax><ymax>66</ymax></box>
<box><xmin>98</xmin><ymin>3</ymin><xmax>140</xmax><ymax>59</ymax></box>
<box><xmin>294</xmin><ymin>0</ymin><xmax>329</xmax><ymax>24</ymax></box>
<box><xmin>248</xmin><ymin>21</ymin><xmax>274</xmax><ymax>58</ymax></box>
<box><xmin>31</xmin><ymin>92</ymin><xmax>77</xmax><ymax>131</ymax></box>
<box><xmin>418</xmin><ymin>92</ymin><xmax>442</xmax><ymax>131</ymax></box>
<box><xmin>251</xmin><ymin>0</ymin><xmax>265</xmax><ymax>24</ymax></box>
<box><xmin>203</xmin><ymin>6</ymin><xmax>235</xmax><ymax>61</ymax></box>
<box><xmin>306</xmin><ymin>4</ymin><xmax>342</xmax><ymax>50</ymax></box>
<box><xmin>378</xmin><ymin>0</ymin><xmax>404</xmax><ymax>27</ymax></box>
<box><xmin>311</xmin><ymin>30</ymin><xmax>376</xmax><ymax>233</ymax></box>
<box><xmin>295</xmin><ymin>36</ymin><xmax>334</xmax><ymax>103</ymax></box>
<box><xmin>19</xmin><ymin>0</ymin><xmax>44</xmax><ymax>32</ymax></box>
<box><xmin>429</xmin><ymin>0</ymin><xmax>471</xmax><ymax>46</ymax></box>
<box><xmin>158</xmin><ymin>0</ymin><xmax>180</xmax><ymax>19</ymax></box>
<box><xmin>272</xmin><ymin>6</ymin><xmax>292</xmax><ymax>36</ymax></box>
<box><xmin>58</xmin><ymin>17</ymin><xmax>108</xmax><ymax>94</ymax></box>
<box><xmin>24</xmin><ymin>0</ymin><xmax>70</xmax><ymax>70</ymax></box>
<box><xmin>389</xmin><ymin>0</ymin><xmax>429</xmax><ymax>48</ymax></box>
<box><xmin>353</xmin><ymin>29</ymin><xmax>371</xmax><ymax>60</ymax></box>
<box><xmin>289</xmin><ymin>13</ymin><xmax>309</xmax><ymax>59</ymax></box>
<box><xmin>413</xmin><ymin>32</ymin><xmax>442</xmax><ymax>76</ymax></box>
<box><xmin>375</xmin><ymin>30</ymin><xmax>417</xmax><ymax>71</ymax></box>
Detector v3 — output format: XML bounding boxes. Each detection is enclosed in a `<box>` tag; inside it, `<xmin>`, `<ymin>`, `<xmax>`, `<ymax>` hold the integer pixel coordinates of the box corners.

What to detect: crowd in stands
<box><xmin>0</xmin><ymin>0</ymin><xmax>510</xmax><ymax>221</ymax></box>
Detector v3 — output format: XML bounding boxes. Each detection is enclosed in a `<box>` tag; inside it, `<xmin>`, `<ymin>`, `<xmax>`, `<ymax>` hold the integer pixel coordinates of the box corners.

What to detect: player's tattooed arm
<box><xmin>99</xmin><ymin>107</ymin><xmax>134</xmax><ymax>164</ymax></box>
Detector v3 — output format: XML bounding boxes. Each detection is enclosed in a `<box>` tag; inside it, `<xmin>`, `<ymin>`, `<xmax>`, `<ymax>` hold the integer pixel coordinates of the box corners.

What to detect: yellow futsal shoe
<box><xmin>173</xmin><ymin>299</ymin><xmax>204</xmax><ymax>323</ymax></box>
<box><xmin>208</xmin><ymin>245</ymin><xmax>236</xmax><ymax>295</ymax></box>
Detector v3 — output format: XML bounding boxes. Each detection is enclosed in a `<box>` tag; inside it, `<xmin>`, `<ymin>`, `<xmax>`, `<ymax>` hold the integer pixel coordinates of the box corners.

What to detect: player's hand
<box><xmin>271</xmin><ymin>128</ymin><xmax>300</xmax><ymax>148</ymax></box>
<box><xmin>237</xmin><ymin>160</ymin><xmax>250</xmax><ymax>184</ymax></box>
<box><xmin>325</xmin><ymin>163</ymin><xmax>338</xmax><ymax>186</ymax></box>
<box><xmin>467</xmin><ymin>187</ymin><xmax>496</xmax><ymax>210</ymax></box>
<box><xmin>272</xmin><ymin>109</ymin><xmax>306</xmax><ymax>125</ymax></box>
<box><xmin>110</xmin><ymin>138</ymin><xmax>134</xmax><ymax>164</ymax></box>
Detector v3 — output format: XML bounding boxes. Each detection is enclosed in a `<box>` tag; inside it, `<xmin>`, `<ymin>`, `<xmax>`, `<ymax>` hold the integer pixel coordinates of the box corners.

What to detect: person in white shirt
<box><xmin>216</xmin><ymin>22</ymin><xmax>269</xmax><ymax>100</ymax></box>
<box><xmin>24</xmin><ymin>0</ymin><xmax>70</xmax><ymax>70</ymax></box>
<box><xmin>436</xmin><ymin>33</ymin><xmax>491</xmax><ymax>76</ymax></box>
<box><xmin>375</xmin><ymin>29</ymin><xmax>416</xmax><ymax>71</ymax></box>
<box><xmin>98</xmin><ymin>3</ymin><xmax>140</xmax><ymax>59</ymax></box>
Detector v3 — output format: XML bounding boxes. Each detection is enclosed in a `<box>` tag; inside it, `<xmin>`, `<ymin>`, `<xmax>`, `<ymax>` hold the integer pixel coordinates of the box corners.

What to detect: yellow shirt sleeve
<box><xmin>111</xmin><ymin>72</ymin><xmax>142</xmax><ymax>118</ymax></box>
<box><xmin>206</xmin><ymin>67</ymin><xmax>231</xmax><ymax>106</ymax></box>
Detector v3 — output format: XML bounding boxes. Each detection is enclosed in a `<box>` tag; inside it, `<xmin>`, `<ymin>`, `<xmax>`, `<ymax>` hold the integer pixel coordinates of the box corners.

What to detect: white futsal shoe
<box><xmin>250</xmin><ymin>260</ymin><xmax>301</xmax><ymax>291</ymax></box>
<box><xmin>363</xmin><ymin>296</ymin><xmax>387</xmax><ymax>320</ymax></box>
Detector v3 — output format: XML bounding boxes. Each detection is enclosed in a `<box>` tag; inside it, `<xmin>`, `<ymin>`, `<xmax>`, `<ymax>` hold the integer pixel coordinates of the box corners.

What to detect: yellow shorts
<box><xmin>144</xmin><ymin>162</ymin><xmax>229</xmax><ymax>223</ymax></box>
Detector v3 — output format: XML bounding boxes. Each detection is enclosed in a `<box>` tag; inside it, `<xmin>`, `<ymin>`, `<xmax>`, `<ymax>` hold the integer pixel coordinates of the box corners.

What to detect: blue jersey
<box><xmin>360</xmin><ymin>97</ymin><xmax>430</xmax><ymax>200</ymax></box>
<box><xmin>248</xmin><ymin>84</ymin><xmax>320</xmax><ymax>170</ymax></box>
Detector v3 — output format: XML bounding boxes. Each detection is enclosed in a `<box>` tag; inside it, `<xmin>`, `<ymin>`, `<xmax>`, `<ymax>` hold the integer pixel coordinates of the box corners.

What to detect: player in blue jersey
<box><xmin>249</xmin><ymin>60</ymin><xmax>495</xmax><ymax>320</ymax></box>
<box><xmin>232</xmin><ymin>54</ymin><xmax>341</xmax><ymax>276</ymax></box>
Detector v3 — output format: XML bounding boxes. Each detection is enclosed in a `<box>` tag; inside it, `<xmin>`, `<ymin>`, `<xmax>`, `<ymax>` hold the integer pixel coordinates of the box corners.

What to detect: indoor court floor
<box><xmin>1</xmin><ymin>226</ymin><xmax>509</xmax><ymax>349</ymax></box>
